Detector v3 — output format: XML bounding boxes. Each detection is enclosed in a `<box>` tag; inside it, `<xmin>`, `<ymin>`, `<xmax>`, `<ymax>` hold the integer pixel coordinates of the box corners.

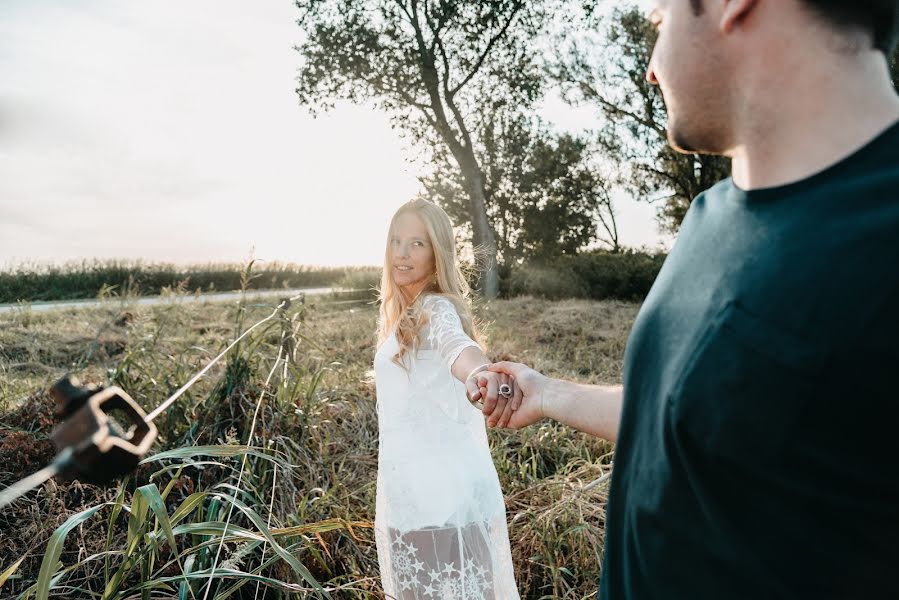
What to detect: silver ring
<box><xmin>499</xmin><ymin>383</ymin><xmax>512</xmax><ymax>398</ymax></box>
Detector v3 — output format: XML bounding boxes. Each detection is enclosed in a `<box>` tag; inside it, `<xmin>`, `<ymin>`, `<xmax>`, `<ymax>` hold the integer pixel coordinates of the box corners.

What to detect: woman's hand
<box><xmin>484</xmin><ymin>362</ymin><xmax>549</xmax><ymax>430</ymax></box>
<box><xmin>466</xmin><ymin>370</ymin><xmax>523</xmax><ymax>428</ymax></box>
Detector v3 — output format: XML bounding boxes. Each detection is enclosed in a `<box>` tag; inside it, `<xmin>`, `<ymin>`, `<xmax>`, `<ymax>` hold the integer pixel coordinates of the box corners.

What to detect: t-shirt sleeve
<box><xmin>421</xmin><ymin>295</ymin><xmax>480</xmax><ymax>370</ymax></box>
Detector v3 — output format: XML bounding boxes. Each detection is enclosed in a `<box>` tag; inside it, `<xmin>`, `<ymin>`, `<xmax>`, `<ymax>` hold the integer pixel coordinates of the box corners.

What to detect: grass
<box><xmin>0</xmin><ymin>291</ymin><xmax>637</xmax><ymax>599</ymax></box>
<box><xmin>0</xmin><ymin>260</ymin><xmax>381</xmax><ymax>304</ymax></box>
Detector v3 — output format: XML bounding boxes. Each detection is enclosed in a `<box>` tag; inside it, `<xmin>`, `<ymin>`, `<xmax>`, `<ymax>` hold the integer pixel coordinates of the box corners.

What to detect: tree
<box><xmin>295</xmin><ymin>0</ymin><xmax>556</xmax><ymax>298</ymax></box>
<box><xmin>420</xmin><ymin>112</ymin><xmax>619</xmax><ymax>263</ymax></box>
<box><xmin>556</xmin><ymin>9</ymin><xmax>899</xmax><ymax>235</ymax></box>
<box><xmin>552</xmin><ymin>6</ymin><xmax>730</xmax><ymax>234</ymax></box>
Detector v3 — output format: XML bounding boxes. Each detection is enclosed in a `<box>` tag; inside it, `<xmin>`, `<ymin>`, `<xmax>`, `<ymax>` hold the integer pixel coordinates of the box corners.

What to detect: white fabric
<box><xmin>374</xmin><ymin>294</ymin><xmax>520</xmax><ymax>599</ymax></box>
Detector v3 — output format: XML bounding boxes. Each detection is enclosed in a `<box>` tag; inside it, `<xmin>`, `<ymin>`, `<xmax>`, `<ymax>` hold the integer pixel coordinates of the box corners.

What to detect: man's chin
<box><xmin>668</xmin><ymin>127</ymin><xmax>700</xmax><ymax>154</ymax></box>
<box><xmin>668</xmin><ymin>127</ymin><xmax>725</xmax><ymax>157</ymax></box>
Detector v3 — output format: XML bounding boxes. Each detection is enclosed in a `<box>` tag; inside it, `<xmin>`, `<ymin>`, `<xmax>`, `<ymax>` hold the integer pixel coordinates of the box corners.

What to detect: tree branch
<box><xmin>450</xmin><ymin>2</ymin><xmax>524</xmax><ymax>96</ymax></box>
<box><xmin>407</xmin><ymin>0</ymin><xmax>465</xmax><ymax>158</ymax></box>
<box><xmin>433</xmin><ymin>33</ymin><xmax>474</xmax><ymax>152</ymax></box>
<box><xmin>392</xmin><ymin>0</ymin><xmax>414</xmax><ymax>25</ymax></box>
<box><xmin>637</xmin><ymin>163</ymin><xmax>694</xmax><ymax>200</ymax></box>
<box><xmin>576</xmin><ymin>80</ymin><xmax>668</xmax><ymax>139</ymax></box>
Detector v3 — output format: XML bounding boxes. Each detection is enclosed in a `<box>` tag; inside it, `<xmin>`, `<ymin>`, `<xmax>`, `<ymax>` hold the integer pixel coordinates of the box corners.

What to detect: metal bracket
<box><xmin>49</xmin><ymin>376</ymin><xmax>158</xmax><ymax>484</ymax></box>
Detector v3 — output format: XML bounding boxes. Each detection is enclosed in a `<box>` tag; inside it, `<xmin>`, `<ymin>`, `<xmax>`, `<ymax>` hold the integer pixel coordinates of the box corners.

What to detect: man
<box><xmin>469</xmin><ymin>0</ymin><xmax>899</xmax><ymax>598</ymax></box>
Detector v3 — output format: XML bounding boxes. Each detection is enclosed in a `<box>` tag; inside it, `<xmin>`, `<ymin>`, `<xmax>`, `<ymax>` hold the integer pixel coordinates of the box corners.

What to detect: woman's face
<box><xmin>390</xmin><ymin>211</ymin><xmax>436</xmax><ymax>299</ymax></box>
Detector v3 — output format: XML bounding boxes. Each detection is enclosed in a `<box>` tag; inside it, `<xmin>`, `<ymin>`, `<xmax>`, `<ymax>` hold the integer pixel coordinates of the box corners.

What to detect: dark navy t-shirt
<box><xmin>599</xmin><ymin>121</ymin><xmax>899</xmax><ymax>599</ymax></box>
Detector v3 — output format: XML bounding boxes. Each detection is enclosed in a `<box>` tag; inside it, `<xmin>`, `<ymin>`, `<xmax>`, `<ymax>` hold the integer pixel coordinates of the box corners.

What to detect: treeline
<box><xmin>334</xmin><ymin>251</ymin><xmax>667</xmax><ymax>302</ymax></box>
<box><xmin>0</xmin><ymin>260</ymin><xmax>376</xmax><ymax>304</ymax></box>
<box><xmin>2</xmin><ymin>253</ymin><xmax>667</xmax><ymax>305</ymax></box>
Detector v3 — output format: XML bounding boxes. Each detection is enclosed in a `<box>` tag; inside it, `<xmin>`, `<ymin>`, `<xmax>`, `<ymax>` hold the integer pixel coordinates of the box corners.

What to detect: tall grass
<box><xmin>1</xmin><ymin>293</ymin><xmax>380</xmax><ymax>598</ymax></box>
<box><xmin>0</xmin><ymin>260</ymin><xmax>379</xmax><ymax>304</ymax></box>
<box><xmin>1</xmin><ymin>294</ymin><xmax>628</xmax><ymax>599</ymax></box>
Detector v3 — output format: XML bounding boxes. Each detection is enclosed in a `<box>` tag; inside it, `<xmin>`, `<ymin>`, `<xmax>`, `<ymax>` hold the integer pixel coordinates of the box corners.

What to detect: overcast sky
<box><xmin>0</xmin><ymin>0</ymin><xmax>665</xmax><ymax>269</ymax></box>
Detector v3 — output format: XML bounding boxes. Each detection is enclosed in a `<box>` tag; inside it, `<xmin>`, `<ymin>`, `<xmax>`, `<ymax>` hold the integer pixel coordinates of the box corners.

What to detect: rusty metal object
<box><xmin>48</xmin><ymin>376</ymin><xmax>157</xmax><ymax>483</ymax></box>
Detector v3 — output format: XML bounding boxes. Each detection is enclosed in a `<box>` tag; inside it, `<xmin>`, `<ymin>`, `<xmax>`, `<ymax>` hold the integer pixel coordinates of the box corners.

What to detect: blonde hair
<box><xmin>377</xmin><ymin>199</ymin><xmax>481</xmax><ymax>368</ymax></box>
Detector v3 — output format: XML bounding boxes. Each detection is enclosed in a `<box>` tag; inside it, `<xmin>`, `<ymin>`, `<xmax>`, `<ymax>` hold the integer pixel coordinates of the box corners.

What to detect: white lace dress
<box><xmin>373</xmin><ymin>294</ymin><xmax>520</xmax><ymax>600</ymax></box>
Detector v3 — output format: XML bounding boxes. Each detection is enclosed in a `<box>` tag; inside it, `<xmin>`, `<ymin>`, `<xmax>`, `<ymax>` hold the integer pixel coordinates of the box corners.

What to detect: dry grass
<box><xmin>0</xmin><ymin>293</ymin><xmax>639</xmax><ymax>599</ymax></box>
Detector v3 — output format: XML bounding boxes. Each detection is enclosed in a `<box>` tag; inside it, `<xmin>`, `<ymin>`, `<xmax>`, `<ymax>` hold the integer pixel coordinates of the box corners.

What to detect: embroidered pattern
<box><xmin>422</xmin><ymin>296</ymin><xmax>478</xmax><ymax>365</ymax></box>
<box><xmin>388</xmin><ymin>530</ymin><xmax>493</xmax><ymax>599</ymax></box>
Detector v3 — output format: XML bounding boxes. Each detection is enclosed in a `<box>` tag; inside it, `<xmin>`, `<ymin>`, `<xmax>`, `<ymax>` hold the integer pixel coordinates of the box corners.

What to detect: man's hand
<box><xmin>465</xmin><ymin>370</ymin><xmax>521</xmax><ymax>427</ymax></box>
<box><xmin>481</xmin><ymin>361</ymin><xmax>548</xmax><ymax>430</ymax></box>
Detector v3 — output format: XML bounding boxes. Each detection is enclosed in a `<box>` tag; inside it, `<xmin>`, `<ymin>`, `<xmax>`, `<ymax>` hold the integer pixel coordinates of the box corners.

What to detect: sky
<box><xmin>0</xmin><ymin>0</ymin><xmax>666</xmax><ymax>269</ymax></box>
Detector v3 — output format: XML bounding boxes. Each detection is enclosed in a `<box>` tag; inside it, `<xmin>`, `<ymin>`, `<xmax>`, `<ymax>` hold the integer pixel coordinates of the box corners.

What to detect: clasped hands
<box><xmin>464</xmin><ymin>361</ymin><xmax>548</xmax><ymax>429</ymax></box>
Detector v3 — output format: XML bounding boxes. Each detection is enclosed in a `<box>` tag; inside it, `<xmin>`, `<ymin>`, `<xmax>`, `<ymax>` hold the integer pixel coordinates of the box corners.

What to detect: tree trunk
<box><xmin>457</xmin><ymin>153</ymin><xmax>499</xmax><ymax>298</ymax></box>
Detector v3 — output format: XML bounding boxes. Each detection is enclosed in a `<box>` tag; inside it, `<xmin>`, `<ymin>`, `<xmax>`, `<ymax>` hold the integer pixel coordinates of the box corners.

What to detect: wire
<box><xmin>0</xmin><ymin>293</ymin><xmax>302</xmax><ymax>509</ymax></box>
<box><xmin>579</xmin><ymin>470</ymin><xmax>612</xmax><ymax>493</ymax></box>
<box><xmin>0</xmin><ymin>448</ymin><xmax>74</xmax><ymax>510</ymax></box>
<box><xmin>145</xmin><ymin>295</ymin><xmax>301</xmax><ymax>423</ymax></box>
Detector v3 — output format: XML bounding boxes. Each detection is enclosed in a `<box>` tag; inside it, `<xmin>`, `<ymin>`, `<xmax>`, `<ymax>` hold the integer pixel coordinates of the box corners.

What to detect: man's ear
<box><xmin>720</xmin><ymin>0</ymin><xmax>759</xmax><ymax>34</ymax></box>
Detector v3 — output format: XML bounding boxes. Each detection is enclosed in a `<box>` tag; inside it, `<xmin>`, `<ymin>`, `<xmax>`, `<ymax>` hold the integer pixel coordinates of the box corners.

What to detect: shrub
<box><xmin>505</xmin><ymin>264</ymin><xmax>588</xmax><ymax>300</ymax></box>
<box><xmin>502</xmin><ymin>250</ymin><xmax>666</xmax><ymax>302</ymax></box>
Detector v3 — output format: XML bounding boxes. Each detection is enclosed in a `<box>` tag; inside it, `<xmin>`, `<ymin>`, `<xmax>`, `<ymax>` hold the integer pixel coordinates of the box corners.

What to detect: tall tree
<box><xmin>295</xmin><ymin>0</ymin><xmax>555</xmax><ymax>298</ymax></box>
<box><xmin>420</xmin><ymin>112</ymin><xmax>619</xmax><ymax>263</ymax></box>
<box><xmin>552</xmin><ymin>5</ymin><xmax>730</xmax><ymax>234</ymax></box>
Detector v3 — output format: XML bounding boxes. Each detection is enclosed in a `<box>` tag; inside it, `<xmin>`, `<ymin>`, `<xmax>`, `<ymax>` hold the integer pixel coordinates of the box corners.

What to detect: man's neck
<box><xmin>729</xmin><ymin>48</ymin><xmax>899</xmax><ymax>191</ymax></box>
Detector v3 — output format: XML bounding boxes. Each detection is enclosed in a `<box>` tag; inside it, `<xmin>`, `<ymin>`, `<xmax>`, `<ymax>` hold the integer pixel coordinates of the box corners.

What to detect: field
<box><xmin>0</xmin><ymin>292</ymin><xmax>638</xmax><ymax>599</ymax></box>
<box><xmin>0</xmin><ymin>261</ymin><xmax>381</xmax><ymax>304</ymax></box>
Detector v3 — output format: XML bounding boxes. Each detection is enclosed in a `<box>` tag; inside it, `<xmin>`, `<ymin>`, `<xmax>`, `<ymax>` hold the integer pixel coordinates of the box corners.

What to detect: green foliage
<box><xmin>552</xmin><ymin>4</ymin><xmax>730</xmax><ymax>234</ymax></box>
<box><xmin>0</xmin><ymin>260</ymin><xmax>370</xmax><ymax>304</ymax></box>
<box><xmin>295</xmin><ymin>0</ymin><xmax>562</xmax><ymax>297</ymax></box>
<box><xmin>294</xmin><ymin>0</ymin><xmax>550</xmax><ymax>143</ymax></box>
<box><xmin>505</xmin><ymin>249</ymin><xmax>666</xmax><ymax>301</ymax></box>
<box><xmin>505</xmin><ymin>263</ymin><xmax>588</xmax><ymax>300</ymax></box>
<box><xmin>421</xmin><ymin>113</ymin><xmax>620</xmax><ymax>262</ymax></box>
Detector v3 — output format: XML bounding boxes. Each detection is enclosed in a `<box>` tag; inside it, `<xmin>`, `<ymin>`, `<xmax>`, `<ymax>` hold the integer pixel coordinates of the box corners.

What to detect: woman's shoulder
<box><xmin>419</xmin><ymin>293</ymin><xmax>464</xmax><ymax>315</ymax></box>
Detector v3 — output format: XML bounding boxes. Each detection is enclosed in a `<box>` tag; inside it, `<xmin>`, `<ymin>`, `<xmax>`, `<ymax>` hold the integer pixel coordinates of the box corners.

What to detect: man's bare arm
<box><xmin>483</xmin><ymin>362</ymin><xmax>623</xmax><ymax>443</ymax></box>
<box><xmin>541</xmin><ymin>377</ymin><xmax>623</xmax><ymax>443</ymax></box>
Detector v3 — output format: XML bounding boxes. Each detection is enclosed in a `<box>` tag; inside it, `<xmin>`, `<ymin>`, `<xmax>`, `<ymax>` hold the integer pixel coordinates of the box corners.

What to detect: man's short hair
<box><xmin>803</xmin><ymin>0</ymin><xmax>899</xmax><ymax>55</ymax></box>
<box><xmin>688</xmin><ymin>0</ymin><xmax>898</xmax><ymax>55</ymax></box>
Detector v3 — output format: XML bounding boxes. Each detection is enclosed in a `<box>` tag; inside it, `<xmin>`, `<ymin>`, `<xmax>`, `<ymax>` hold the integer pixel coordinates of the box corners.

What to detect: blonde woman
<box><xmin>373</xmin><ymin>199</ymin><xmax>521</xmax><ymax>599</ymax></box>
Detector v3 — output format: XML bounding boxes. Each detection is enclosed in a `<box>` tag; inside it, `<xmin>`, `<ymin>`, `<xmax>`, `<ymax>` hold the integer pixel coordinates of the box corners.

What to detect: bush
<box><xmin>505</xmin><ymin>264</ymin><xmax>588</xmax><ymax>300</ymax></box>
<box><xmin>502</xmin><ymin>249</ymin><xmax>666</xmax><ymax>302</ymax></box>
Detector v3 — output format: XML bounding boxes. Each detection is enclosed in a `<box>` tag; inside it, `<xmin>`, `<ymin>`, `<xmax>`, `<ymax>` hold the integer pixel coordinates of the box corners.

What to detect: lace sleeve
<box><xmin>421</xmin><ymin>295</ymin><xmax>480</xmax><ymax>369</ymax></box>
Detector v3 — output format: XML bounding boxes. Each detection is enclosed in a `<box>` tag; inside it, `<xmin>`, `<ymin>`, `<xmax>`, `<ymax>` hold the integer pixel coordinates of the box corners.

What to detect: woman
<box><xmin>373</xmin><ymin>199</ymin><xmax>521</xmax><ymax>599</ymax></box>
